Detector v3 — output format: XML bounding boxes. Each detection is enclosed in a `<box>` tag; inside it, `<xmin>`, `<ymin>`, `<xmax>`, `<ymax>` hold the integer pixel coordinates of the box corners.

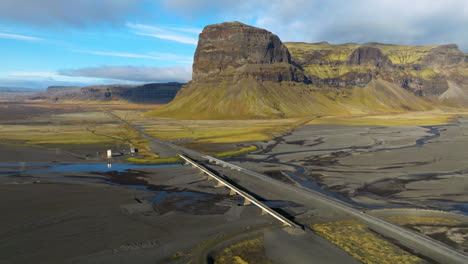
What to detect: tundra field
<box><xmin>0</xmin><ymin>101</ymin><xmax>467</xmax><ymax>264</ymax></box>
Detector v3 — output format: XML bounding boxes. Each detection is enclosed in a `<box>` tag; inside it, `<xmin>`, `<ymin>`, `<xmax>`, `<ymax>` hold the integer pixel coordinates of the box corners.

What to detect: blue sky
<box><xmin>1</xmin><ymin>0</ymin><xmax>467</xmax><ymax>89</ymax></box>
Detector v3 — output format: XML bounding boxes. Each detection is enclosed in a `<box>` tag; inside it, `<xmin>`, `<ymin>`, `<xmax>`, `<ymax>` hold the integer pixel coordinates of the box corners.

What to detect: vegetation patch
<box><xmin>0</xmin><ymin>105</ymin><xmax>156</xmax><ymax>161</ymax></box>
<box><xmin>122</xmin><ymin>115</ymin><xmax>307</xmax><ymax>144</ymax></box>
<box><xmin>308</xmin><ymin>111</ymin><xmax>455</xmax><ymax>126</ymax></box>
<box><xmin>381</xmin><ymin>216</ymin><xmax>462</xmax><ymax>226</ymax></box>
<box><xmin>126</xmin><ymin>157</ymin><xmax>181</xmax><ymax>164</ymax></box>
<box><xmin>312</xmin><ymin>220</ymin><xmax>427</xmax><ymax>264</ymax></box>
<box><xmin>214</xmin><ymin>236</ymin><xmax>272</xmax><ymax>264</ymax></box>
<box><xmin>215</xmin><ymin>145</ymin><xmax>258</xmax><ymax>158</ymax></box>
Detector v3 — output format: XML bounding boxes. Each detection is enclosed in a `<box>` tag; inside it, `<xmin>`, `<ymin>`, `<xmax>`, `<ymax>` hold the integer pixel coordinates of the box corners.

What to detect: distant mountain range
<box><xmin>0</xmin><ymin>86</ymin><xmax>37</xmax><ymax>93</ymax></box>
<box><xmin>26</xmin><ymin>82</ymin><xmax>184</xmax><ymax>104</ymax></box>
<box><xmin>0</xmin><ymin>86</ymin><xmax>38</xmax><ymax>99</ymax></box>
<box><xmin>149</xmin><ymin>22</ymin><xmax>467</xmax><ymax>119</ymax></box>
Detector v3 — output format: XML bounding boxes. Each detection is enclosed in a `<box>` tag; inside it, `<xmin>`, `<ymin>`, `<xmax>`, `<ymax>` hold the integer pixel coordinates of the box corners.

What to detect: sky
<box><xmin>1</xmin><ymin>0</ymin><xmax>467</xmax><ymax>89</ymax></box>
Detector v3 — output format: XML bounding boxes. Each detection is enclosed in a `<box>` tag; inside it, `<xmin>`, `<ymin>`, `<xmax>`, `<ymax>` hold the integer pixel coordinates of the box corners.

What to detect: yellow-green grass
<box><xmin>0</xmin><ymin>124</ymin><xmax>117</xmax><ymax>146</ymax></box>
<box><xmin>285</xmin><ymin>42</ymin><xmax>439</xmax><ymax>65</ymax></box>
<box><xmin>147</xmin><ymin>79</ymin><xmax>351</xmax><ymax>120</ymax></box>
<box><xmin>381</xmin><ymin>216</ymin><xmax>463</xmax><ymax>226</ymax></box>
<box><xmin>308</xmin><ymin>111</ymin><xmax>455</xmax><ymax>126</ymax></box>
<box><xmin>15</xmin><ymin>102</ymin><xmax>162</xmax><ymax>111</ymax></box>
<box><xmin>376</xmin><ymin>45</ymin><xmax>437</xmax><ymax>65</ymax></box>
<box><xmin>285</xmin><ymin>42</ymin><xmax>359</xmax><ymax>61</ymax></box>
<box><xmin>148</xmin><ymin>73</ymin><xmax>438</xmax><ymax>121</ymax></box>
<box><xmin>146</xmin><ymin>126</ymin><xmax>271</xmax><ymax>143</ymax></box>
<box><xmin>126</xmin><ymin>157</ymin><xmax>181</xmax><ymax>164</ymax></box>
<box><xmin>214</xmin><ymin>236</ymin><xmax>272</xmax><ymax>264</ymax></box>
<box><xmin>215</xmin><ymin>145</ymin><xmax>258</xmax><ymax>158</ymax></box>
<box><xmin>303</xmin><ymin>64</ymin><xmax>371</xmax><ymax>79</ymax></box>
<box><xmin>0</xmin><ymin>108</ymin><xmax>155</xmax><ymax>159</ymax></box>
<box><xmin>126</xmin><ymin>117</ymin><xmax>308</xmax><ymax>144</ymax></box>
<box><xmin>312</xmin><ymin>220</ymin><xmax>426</xmax><ymax>264</ymax></box>
<box><xmin>303</xmin><ymin>64</ymin><xmax>437</xmax><ymax>80</ymax></box>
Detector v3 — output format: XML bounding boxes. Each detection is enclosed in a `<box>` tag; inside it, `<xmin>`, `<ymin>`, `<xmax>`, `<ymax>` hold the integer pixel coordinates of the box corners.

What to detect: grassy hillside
<box><xmin>149</xmin><ymin>78</ymin><xmax>432</xmax><ymax>120</ymax></box>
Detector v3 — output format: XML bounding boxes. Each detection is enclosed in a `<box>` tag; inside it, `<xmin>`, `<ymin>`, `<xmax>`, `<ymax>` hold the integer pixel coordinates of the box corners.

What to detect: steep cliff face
<box><xmin>153</xmin><ymin>22</ymin><xmax>314</xmax><ymax>119</ymax></box>
<box><xmin>348</xmin><ymin>46</ymin><xmax>392</xmax><ymax>67</ymax></box>
<box><xmin>286</xmin><ymin>42</ymin><xmax>468</xmax><ymax>103</ymax></box>
<box><xmin>191</xmin><ymin>22</ymin><xmax>307</xmax><ymax>84</ymax></box>
<box><xmin>150</xmin><ymin>22</ymin><xmax>467</xmax><ymax>119</ymax></box>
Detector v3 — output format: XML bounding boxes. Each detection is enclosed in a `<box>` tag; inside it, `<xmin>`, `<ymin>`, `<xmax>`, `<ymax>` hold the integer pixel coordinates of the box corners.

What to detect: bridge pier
<box><xmin>178</xmin><ymin>154</ymin><xmax>299</xmax><ymax>229</ymax></box>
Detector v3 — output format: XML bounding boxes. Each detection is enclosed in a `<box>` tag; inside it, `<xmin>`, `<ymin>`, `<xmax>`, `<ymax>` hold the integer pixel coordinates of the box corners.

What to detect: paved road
<box><xmin>109</xmin><ymin>111</ymin><xmax>468</xmax><ymax>264</ymax></box>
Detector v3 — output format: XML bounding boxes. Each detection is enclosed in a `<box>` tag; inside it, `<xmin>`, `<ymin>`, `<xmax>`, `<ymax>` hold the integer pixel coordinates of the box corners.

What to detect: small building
<box><xmin>130</xmin><ymin>147</ymin><xmax>138</xmax><ymax>155</ymax></box>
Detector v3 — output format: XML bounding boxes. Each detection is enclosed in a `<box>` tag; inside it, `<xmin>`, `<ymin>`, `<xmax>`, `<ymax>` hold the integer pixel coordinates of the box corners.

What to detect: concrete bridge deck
<box><xmin>178</xmin><ymin>154</ymin><xmax>300</xmax><ymax>229</ymax></box>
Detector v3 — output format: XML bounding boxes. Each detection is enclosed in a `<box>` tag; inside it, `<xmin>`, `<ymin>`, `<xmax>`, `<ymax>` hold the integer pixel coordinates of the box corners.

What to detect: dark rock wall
<box><xmin>192</xmin><ymin>21</ymin><xmax>304</xmax><ymax>82</ymax></box>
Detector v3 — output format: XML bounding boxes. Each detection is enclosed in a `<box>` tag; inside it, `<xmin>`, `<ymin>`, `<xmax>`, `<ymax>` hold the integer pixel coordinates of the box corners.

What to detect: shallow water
<box><xmin>0</xmin><ymin>162</ymin><xmax>218</xmax><ymax>207</ymax></box>
<box><xmin>0</xmin><ymin>162</ymin><xmax>181</xmax><ymax>176</ymax></box>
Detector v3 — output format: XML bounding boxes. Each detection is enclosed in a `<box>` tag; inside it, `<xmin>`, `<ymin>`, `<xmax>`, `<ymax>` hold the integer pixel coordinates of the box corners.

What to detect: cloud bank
<box><xmin>163</xmin><ymin>0</ymin><xmax>468</xmax><ymax>51</ymax></box>
<box><xmin>127</xmin><ymin>23</ymin><xmax>200</xmax><ymax>45</ymax></box>
<box><xmin>74</xmin><ymin>50</ymin><xmax>193</xmax><ymax>64</ymax></box>
<box><xmin>60</xmin><ymin>65</ymin><xmax>192</xmax><ymax>83</ymax></box>
<box><xmin>0</xmin><ymin>0</ymin><xmax>145</xmax><ymax>27</ymax></box>
<box><xmin>0</xmin><ymin>32</ymin><xmax>42</xmax><ymax>41</ymax></box>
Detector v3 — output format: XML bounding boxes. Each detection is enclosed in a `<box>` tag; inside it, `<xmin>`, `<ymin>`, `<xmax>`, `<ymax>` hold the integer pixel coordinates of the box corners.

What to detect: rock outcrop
<box><xmin>192</xmin><ymin>22</ymin><xmax>302</xmax><ymax>82</ymax></box>
<box><xmin>348</xmin><ymin>46</ymin><xmax>392</xmax><ymax>67</ymax></box>
<box><xmin>286</xmin><ymin>41</ymin><xmax>468</xmax><ymax>103</ymax></box>
<box><xmin>150</xmin><ymin>22</ymin><xmax>467</xmax><ymax>119</ymax></box>
<box><xmin>152</xmin><ymin>22</ymin><xmax>318</xmax><ymax>119</ymax></box>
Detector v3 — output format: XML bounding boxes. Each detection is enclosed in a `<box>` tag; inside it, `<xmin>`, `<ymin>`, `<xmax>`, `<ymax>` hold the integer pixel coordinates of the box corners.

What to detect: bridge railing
<box><xmin>178</xmin><ymin>154</ymin><xmax>299</xmax><ymax>228</ymax></box>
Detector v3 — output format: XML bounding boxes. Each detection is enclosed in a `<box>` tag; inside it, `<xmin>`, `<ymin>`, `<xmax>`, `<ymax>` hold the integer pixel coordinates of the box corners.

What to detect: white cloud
<box><xmin>127</xmin><ymin>23</ymin><xmax>200</xmax><ymax>45</ymax></box>
<box><xmin>0</xmin><ymin>71</ymin><xmax>126</xmax><ymax>89</ymax></box>
<box><xmin>59</xmin><ymin>65</ymin><xmax>192</xmax><ymax>83</ymax></box>
<box><xmin>162</xmin><ymin>0</ymin><xmax>468</xmax><ymax>51</ymax></box>
<box><xmin>0</xmin><ymin>0</ymin><xmax>146</xmax><ymax>27</ymax></box>
<box><xmin>0</xmin><ymin>32</ymin><xmax>42</xmax><ymax>41</ymax></box>
<box><xmin>7</xmin><ymin>71</ymin><xmax>111</xmax><ymax>83</ymax></box>
<box><xmin>74</xmin><ymin>50</ymin><xmax>193</xmax><ymax>64</ymax></box>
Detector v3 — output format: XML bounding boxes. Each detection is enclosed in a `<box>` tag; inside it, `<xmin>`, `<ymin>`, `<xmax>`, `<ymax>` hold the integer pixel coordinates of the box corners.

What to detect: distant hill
<box><xmin>0</xmin><ymin>86</ymin><xmax>37</xmax><ymax>93</ymax></box>
<box><xmin>0</xmin><ymin>86</ymin><xmax>38</xmax><ymax>99</ymax></box>
<box><xmin>149</xmin><ymin>22</ymin><xmax>467</xmax><ymax>119</ymax></box>
<box><xmin>29</xmin><ymin>82</ymin><xmax>184</xmax><ymax>104</ymax></box>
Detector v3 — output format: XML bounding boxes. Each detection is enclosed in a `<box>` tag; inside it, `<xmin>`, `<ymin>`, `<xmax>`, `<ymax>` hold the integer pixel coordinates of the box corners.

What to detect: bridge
<box><xmin>178</xmin><ymin>154</ymin><xmax>299</xmax><ymax>228</ymax></box>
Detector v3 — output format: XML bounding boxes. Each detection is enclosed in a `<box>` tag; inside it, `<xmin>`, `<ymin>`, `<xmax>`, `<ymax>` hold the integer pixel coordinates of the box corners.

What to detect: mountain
<box><xmin>285</xmin><ymin>42</ymin><xmax>467</xmax><ymax>102</ymax></box>
<box><xmin>30</xmin><ymin>83</ymin><xmax>184</xmax><ymax>104</ymax></box>
<box><xmin>0</xmin><ymin>86</ymin><xmax>37</xmax><ymax>93</ymax></box>
<box><xmin>0</xmin><ymin>86</ymin><xmax>37</xmax><ymax>99</ymax></box>
<box><xmin>149</xmin><ymin>22</ymin><xmax>467</xmax><ymax>119</ymax></box>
